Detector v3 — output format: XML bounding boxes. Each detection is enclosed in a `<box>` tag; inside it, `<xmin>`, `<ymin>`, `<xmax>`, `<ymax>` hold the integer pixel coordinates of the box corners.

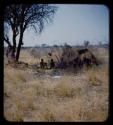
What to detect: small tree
<box><xmin>84</xmin><ymin>40</ymin><xmax>89</xmax><ymax>48</ymax></box>
<box><xmin>99</xmin><ymin>41</ymin><xmax>102</xmax><ymax>46</ymax></box>
<box><xmin>53</xmin><ymin>44</ymin><xmax>58</xmax><ymax>48</ymax></box>
<box><xmin>4</xmin><ymin>4</ymin><xmax>57</xmax><ymax>62</ymax></box>
<box><xmin>41</xmin><ymin>44</ymin><xmax>48</xmax><ymax>48</ymax></box>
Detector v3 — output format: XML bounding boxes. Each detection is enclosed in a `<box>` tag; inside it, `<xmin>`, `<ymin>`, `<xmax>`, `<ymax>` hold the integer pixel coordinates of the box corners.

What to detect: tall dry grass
<box><xmin>4</xmin><ymin>47</ymin><xmax>109</xmax><ymax>122</ymax></box>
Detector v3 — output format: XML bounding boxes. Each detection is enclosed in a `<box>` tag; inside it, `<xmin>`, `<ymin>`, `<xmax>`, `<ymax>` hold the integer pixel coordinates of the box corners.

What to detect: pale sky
<box><xmin>6</xmin><ymin>4</ymin><xmax>109</xmax><ymax>47</ymax></box>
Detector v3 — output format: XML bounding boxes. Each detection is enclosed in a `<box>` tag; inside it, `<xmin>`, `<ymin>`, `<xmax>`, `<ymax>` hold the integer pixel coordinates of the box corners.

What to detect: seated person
<box><xmin>50</xmin><ymin>59</ymin><xmax>55</xmax><ymax>69</ymax></box>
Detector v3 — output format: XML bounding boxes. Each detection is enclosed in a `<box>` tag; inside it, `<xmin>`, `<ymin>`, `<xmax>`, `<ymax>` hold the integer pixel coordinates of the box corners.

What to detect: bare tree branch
<box><xmin>4</xmin><ymin>36</ymin><xmax>12</xmax><ymax>47</ymax></box>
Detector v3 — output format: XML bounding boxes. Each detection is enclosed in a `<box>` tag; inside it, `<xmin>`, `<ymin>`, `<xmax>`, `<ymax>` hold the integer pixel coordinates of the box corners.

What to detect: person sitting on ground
<box><xmin>40</xmin><ymin>59</ymin><xmax>48</xmax><ymax>69</ymax></box>
<box><xmin>50</xmin><ymin>59</ymin><xmax>55</xmax><ymax>69</ymax></box>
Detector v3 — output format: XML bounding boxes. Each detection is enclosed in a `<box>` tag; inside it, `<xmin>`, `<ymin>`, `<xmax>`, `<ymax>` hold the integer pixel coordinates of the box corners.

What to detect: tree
<box><xmin>99</xmin><ymin>41</ymin><xmax>102</xmax><ymax>46</ymax></box>
<box><xmin>4</xmin><ymin>5</ymin><xmax>21</xmax><ymax>57</ymax></box>
<box><xmin>53</xmin><ymin>44</ymin><xmax>58</xmax><ymax>48</ymax></box>
<box><xmin>64</xmin><ymin>42</ymin><xmax>72</xmax><ymax>48</ymax></box>
<box><xmin>41</xmin><ymin>43</ymin><xmax>48</xmax><ymax>48</ymax></box>
<box><xmin>84</xmin><ymin>40</ymin><xmax>89</xmax><ymax>48</ymax></box>
<box><xmin>4</xmin><ymin>4</ymin><xmax>57</xmax><ymax>61</ymax></box>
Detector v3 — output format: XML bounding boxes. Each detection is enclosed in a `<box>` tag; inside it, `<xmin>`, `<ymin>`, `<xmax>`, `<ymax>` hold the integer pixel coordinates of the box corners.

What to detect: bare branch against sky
<box><xmin>4</xmin><ymin>4</ymin><xmax>109</xmax><ymax>47</ymax></box>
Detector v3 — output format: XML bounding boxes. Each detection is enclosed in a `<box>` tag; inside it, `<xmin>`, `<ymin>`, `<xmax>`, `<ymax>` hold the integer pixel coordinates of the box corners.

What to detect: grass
<box><xmin>4</xmin><ymin>47</ymin><xmax>109</xmax><ymax>122</ymax></box>
<box><xmin>54</xmin><ymin>78</ymin><xmax>82</xmax><ymax>98</ymax></box>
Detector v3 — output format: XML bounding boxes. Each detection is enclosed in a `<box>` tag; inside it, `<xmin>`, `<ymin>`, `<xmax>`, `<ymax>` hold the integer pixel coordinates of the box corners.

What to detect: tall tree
<box><xmin>4</xmin><ymin>5</ymin><xmax>20</xmax><ymax>56</ymax></box>
<box><xmin>4</xmin><ymin>4</ymin><xmax>57</xmax><ymax>61</ymax></box>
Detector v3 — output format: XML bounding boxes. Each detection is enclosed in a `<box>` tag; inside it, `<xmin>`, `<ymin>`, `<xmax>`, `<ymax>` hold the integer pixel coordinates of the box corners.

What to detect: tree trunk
<box><xmin>13</xmin><ymin>31</ymin><xmax>16</xmax><ymax>58</ymax></box>
<box><xmin>16</xmin><ymin>32</ymin><xmax>23</xmax><ymax>61</ymax></box>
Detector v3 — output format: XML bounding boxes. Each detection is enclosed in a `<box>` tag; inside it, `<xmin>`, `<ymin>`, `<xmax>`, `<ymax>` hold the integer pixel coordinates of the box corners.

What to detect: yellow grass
<box><xmin>4</xmin><ymin>47</ymin><xmax>109</xmax><ymax>122</ymax></box>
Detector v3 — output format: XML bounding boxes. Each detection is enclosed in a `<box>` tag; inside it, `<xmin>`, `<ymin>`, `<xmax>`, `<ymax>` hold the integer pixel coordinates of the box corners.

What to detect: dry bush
<box><xmin>55</xmin><ymin>82</ymin><xmax>74</xmax><ymax>97</ymax></box>
<box><xmin>4</xmin><ymin>67</ymin><xmax>34</xmax><ymax>84</ymax></box>
<box><xmin>19</xmin><ymin>49</ymin><xmax>39</xmax><ymax>65</ymax></box>
<box><xmin>88</xmin><ymin>70</ymin><xmax>102</xmax><ymax>86</ymax></box>
<box><xmin>30</xmin><ymin>48</ymin><xmax>41</xmax><ymax>58</ymax></box>
<box><xmin>4</xmin><ymin>80</ymin><xmax>38</xmax><ymax>121</ymax></box>
<box><xmin>53</xmin><ymin>74</ymin><xmax>89</xmax><ymax>99</ymax></box>
<box><xmin>85</xmin><ymin>64</ymin><xmax>109</xmax><ymax>87</ymax></box>
<box><xmin>39</xmin><ymin>97</ymin><xmax>106</xmax><ymax>122</ymax></box>
<box><xmin>90</xmin><ymin>47</ymin><xmax>109</xmax><ymax>64</ymax></box>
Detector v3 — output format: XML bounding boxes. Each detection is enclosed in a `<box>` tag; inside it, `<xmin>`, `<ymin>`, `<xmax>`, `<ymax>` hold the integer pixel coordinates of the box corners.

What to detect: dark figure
<box><xmin>44</xmin><ymin>62</ymin><xmax>48</xmax><ymax>68</ymax></box>
<box><xmin>78</xmin><ymin>57</ymin><xmax>83</xmax><ymax>68</ymax></box>
<box><xmin>50</xmin><ymin>59</ymin><xmax>55</xmax><ymax>69</ymax></box>
<box><xmin>73</xmin><ymin>58</ymin><xmax>77</xmax><ymax>68</ymax></box>
<box><xmin>59</xmin><ymin>58</ymin><xmax>67</xmax><ymax>69</ymax></box>
<box><xmin>40</xmin><ymin>59</ymin><xmax>47</xmax><ymax>69</ymax></box>
<box><xmin>78</xmin><ymin>49</ymin><xmax>88</xmax><ymax>55</ymax></box>
<box><xmin>6</xmin><ymin>45</ymin><xmax>16</xmax><ymax>64</ymax></box>
<box><xmin>83</xmin><ymin>57</ymin><xmax>91</xmax><ymax>67</ymax></box>
<box><xmin>68</xmin><ymin>61</ymin><xmax>73</xmax><ymax>67</ymax></box>
<box><xmin>6</xmin><ymin>45</ymin><xmax>15</xmax><ymax>58</ymax></box>
<box><xmin>91</xmin><ymin>55</ymin><xmax>99</xmax><ymax>66</ymax></box>
<box><xmin>73</xmin><ymin>57</ymin><xmax>82</xmax><ymax>68</ymax></box>
<box><xmin>48</xmin><ymin>53</ymin><xmax>52</xmax><ymax>56</ymax></box>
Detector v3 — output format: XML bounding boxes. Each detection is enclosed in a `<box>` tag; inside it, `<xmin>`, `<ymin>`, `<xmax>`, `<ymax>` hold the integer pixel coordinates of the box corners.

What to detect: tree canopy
<box><xmin>4</xmin><ymin>4</ymin><xmax>57</xmax><ymax>61</ymax></box>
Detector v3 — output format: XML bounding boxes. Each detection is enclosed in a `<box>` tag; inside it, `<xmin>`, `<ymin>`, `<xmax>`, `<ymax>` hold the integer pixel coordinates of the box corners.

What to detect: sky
<box><xmin>7</xmin><ymin>4</ymin><xmax>109</xmax><ymax>47</ymax></box>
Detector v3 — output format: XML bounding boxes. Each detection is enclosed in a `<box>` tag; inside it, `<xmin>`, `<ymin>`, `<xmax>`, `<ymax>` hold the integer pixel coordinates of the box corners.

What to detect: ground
<box><xmin>4</xmin><ymin>46</ymin><xmax>109</xmax><ymax>122</ymax></box>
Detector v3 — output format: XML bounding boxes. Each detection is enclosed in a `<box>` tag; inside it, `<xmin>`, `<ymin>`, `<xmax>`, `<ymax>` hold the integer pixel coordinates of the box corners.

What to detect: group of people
<box><xmin>40</xmin><ymin>56</ymin><xmax>92</xmax><ymax>70</ymax></box>
<box><xmin>40</xmin><ymin>58</ymin><xmax>55</xmax><ymax>69</ymax></box>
